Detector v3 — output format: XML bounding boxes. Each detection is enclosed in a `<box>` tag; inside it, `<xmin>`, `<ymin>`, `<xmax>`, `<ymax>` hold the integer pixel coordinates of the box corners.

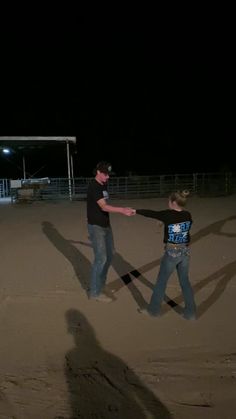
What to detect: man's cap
<box><xmin>95</xmin><ymin>161</ymin><xmax>113</xmax><ymax>174</ymax></box>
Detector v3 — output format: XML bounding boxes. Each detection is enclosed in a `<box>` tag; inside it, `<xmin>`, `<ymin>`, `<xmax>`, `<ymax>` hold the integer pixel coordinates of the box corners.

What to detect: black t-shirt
<box><xmin>136</xmin><ymin>209</ymin><xmax>193</xmax><ymax>244</ymax></box>
<box><xmin>87</xmin><ymin>179</ymin><xmax>110</xmax><ymax>227</ymax></box>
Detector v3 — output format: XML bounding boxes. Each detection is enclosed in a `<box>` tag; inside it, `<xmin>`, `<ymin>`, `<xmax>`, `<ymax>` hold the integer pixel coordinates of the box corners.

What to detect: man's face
<box><xmin>97</xmin><ymin>170</ymin><xmax>110</xmax><ymax>184</ymax></box>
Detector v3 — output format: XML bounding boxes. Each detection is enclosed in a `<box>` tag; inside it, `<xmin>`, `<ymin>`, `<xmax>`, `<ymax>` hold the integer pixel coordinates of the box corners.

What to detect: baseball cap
<box><xmin>95</xmin><ymin>161</ymin><xmax>113</xmax><ymax>174</ymax></box>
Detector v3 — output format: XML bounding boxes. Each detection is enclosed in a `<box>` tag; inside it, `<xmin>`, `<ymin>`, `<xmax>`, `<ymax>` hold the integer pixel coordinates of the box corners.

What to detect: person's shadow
<box><xmin>69</xmin><ymin>238</ymin><xmax>155</xmax><ymax>309</ymax></box>
<box><xmin>161</xmin><ymin>257</ymin><xmax>236</xmax><ymax>319</ymax></box>
<box><xmin>43</xmin><ymin>216</ymin><xmax>236</xmax><ymax>316</ymax></box>
<box><xmin>75</xmin><ymin>215</ymin><xmax>236</xmax><ymax>317</ymax></box>
<box><xmin>42</xmin><ymin>222</ymin><xmax>91</xmax><ymax>297</ymax></box>
<box><xmin>41</xmin><ymin>220</ymin><xmax>153</xmax><ymax>305</ymax></box>
<box><xmin>109</xmin><ymin>215</ymin><xmax>236</xmax><ymax>314</ymax></box>
<box><xmin>64</xmin><ymin>309</ymin><xmax>172</xmax><ymax>419</ymax></box>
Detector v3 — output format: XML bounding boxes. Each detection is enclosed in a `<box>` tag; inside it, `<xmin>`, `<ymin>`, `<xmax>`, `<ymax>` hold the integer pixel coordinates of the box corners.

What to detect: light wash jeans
<box><xmin>147</xmin><ymin>245</ymin><xmax>196</xmax><ymax>317</ymax></box>
<box><xmin>88</xmin><ymin>224</ymin><xmax>115</xmax><ymax>298</ymax></box>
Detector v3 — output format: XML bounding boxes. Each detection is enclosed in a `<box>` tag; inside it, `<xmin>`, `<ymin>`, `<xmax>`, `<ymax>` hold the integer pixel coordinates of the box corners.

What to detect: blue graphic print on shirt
<box><xmin>168</xmin><ymin>221</ymin><xmax>191</xmax><ymax>243</ymax></box>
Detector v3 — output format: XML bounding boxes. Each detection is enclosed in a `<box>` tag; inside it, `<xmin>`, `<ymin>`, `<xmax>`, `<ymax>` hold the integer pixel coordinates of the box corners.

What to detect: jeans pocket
<box><xmin>183</xmin><ymin>247</ymin><xmax>190</xmax><ymax>257</ymax></box>
<box><xmin>166</xmin><ymin>248</ymin><xmax>182</xmax><ymax>258</ymax></box>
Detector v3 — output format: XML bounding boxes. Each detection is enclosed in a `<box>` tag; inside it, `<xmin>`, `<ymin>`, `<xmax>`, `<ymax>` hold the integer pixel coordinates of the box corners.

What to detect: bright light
<box><xmin>2</xmin><ymin>148</ymin><xmax>11</xmax><ymax>154</ymax></box>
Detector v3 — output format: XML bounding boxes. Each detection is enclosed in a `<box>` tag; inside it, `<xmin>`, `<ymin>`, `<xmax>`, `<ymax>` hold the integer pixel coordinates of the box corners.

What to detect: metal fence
<box><xmin>1</xmin><ymin>172</ymin><xmax>235</xmax><ymax>202</ymax></box>
<box><xmin>0</xmin><ymin>179</ymin><xmax>10</xmax><ymax>198</ymax></box>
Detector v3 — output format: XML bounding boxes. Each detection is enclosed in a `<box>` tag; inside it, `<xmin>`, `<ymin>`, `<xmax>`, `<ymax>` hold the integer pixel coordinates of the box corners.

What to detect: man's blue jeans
<box><xmin>147</xmin><ymin>246</ymin><xmax>196</xmax><ymax>317</ymax></box>
<box><xmin>88</xmin><ymin>224</ymin><xmax>115</xmax><ymax>298</ymax></box>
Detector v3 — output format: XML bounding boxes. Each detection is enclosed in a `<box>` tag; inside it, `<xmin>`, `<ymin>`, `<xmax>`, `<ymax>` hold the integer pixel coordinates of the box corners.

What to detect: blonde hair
<box><xmin>169</xmin><ymin>190</ymin><xmax>190</xmax><ymax>207</ymax></box>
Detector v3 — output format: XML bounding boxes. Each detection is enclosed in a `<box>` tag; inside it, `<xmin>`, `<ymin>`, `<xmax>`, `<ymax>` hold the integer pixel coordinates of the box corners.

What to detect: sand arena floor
<box><xmin>0</xmin><ymin>195</ymin><xmax>236</xmax><ymax>418</ymax></box>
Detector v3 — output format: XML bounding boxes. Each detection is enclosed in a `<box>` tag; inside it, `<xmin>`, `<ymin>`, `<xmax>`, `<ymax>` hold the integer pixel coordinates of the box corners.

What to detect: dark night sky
<box><xmin>0</xmin><ymin>10</ymin><xmax>235</xmax><ymax>178</ymax></box>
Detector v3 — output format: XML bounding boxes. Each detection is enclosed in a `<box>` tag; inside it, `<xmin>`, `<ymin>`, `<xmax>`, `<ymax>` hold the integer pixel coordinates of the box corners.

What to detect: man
<box><xmin>87</xmin><ymin>161</ymin><xmax>134</xmax><ymax>302</ymax></box>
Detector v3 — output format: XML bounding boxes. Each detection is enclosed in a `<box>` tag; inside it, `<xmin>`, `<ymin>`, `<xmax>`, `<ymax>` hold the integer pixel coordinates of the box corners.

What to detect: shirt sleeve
<box><xmin>136</xmin><ymin>209</ymin><xmax>167</xmax><ymax>221</ymax></box>
<box><xmin>91</xmin><ymin>183</ymin><xmax>104</xmax><ymax>203</ymax></box>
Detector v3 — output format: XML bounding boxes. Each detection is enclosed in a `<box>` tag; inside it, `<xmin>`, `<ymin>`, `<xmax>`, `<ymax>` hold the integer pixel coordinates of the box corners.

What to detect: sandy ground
<box><xmin>0</xmin><ymin>195</ymin><xmax>236</xmax><ymax>419</ymax></box>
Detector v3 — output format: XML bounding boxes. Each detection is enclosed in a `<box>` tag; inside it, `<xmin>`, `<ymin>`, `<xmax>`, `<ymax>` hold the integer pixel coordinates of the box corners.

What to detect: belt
<box><xmin>165</xmin><ymin>242</ymin><xmax>189</xmax><ymax>249</ymax></box>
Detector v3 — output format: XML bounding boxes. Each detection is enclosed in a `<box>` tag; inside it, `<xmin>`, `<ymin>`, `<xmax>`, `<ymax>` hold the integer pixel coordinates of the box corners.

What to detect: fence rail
<box><xmin>1</xmin><ymin>172</ymin><xmax>236</xmax><ymax>202</ymax></box>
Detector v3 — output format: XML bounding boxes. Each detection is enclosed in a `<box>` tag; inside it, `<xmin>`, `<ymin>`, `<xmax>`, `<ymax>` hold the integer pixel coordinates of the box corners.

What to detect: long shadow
<box><xmin>163</xmin><ymin>261</ymin><xmax>236</xmax><ymax>318</ymax></box>
<box><xmin>73</xmin><ymin>240</ymin><xmax>154</xmax><ymax>309</ymax></box>
<box><xmin>42</xmin><ymin>222</ymin><xmax>91</xmax><ymax>296</ymax></box>
<box><xmin>196</xmin><ymin>259</ymin><xmax>236</xmax><ymax>318</ymax></box>
<box><xmin>64</xmin><ymin>309</ymin><xmax>172</xmax><ymax>419</ymax></box>
<box><xmin>123</xmin><ymin>214</ymin><xmax>236</xmax><ymax>314</ymax></box>
<box><xmin>191</xmin><ymin>215</ymin><xmax>236</xmax><ymax>244</ymax></box>
<box><xmin>70</xmin><ymin>214</ymin><xmax>236</xmax><ymax>313</ymax></box>
<box><xmin>162</xmin><ymin>258</ymin><xmax>236</xmax><ymax>318</ymax></box>
<box><xmin>109</xmin><ymin>215</ymin><xmax>236</xmax><ymax>308</ymax></box>
<box><xmin>43</xmin><ymin>216</ymin><xmax>236</xmax><ymax>314</ymax></box>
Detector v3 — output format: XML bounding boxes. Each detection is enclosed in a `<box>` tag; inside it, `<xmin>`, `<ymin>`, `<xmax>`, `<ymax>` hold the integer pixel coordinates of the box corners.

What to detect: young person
<box><xmin>135</xmin><ymin>190</ymin><xmax>196</xmax><ymax>319</ymax></box>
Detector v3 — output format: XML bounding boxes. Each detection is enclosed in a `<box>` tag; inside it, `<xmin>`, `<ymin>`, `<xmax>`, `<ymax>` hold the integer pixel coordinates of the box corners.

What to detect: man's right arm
<box><xmin>97</xmin><ymin>198</ymin><xmax>134</xmax><ymax>216</ymax></box>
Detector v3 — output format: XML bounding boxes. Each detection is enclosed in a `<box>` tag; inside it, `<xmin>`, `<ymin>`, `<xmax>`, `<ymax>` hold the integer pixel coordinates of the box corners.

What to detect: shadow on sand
<box><xmin>42</xmin><ymin>216</ymin><xmax>236</xmax><ymax>318</ymax></box>
<box><xmin>64</xmin><ymin>308</ymin><xmax>172</xmax><ymax>418</ymax></box>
